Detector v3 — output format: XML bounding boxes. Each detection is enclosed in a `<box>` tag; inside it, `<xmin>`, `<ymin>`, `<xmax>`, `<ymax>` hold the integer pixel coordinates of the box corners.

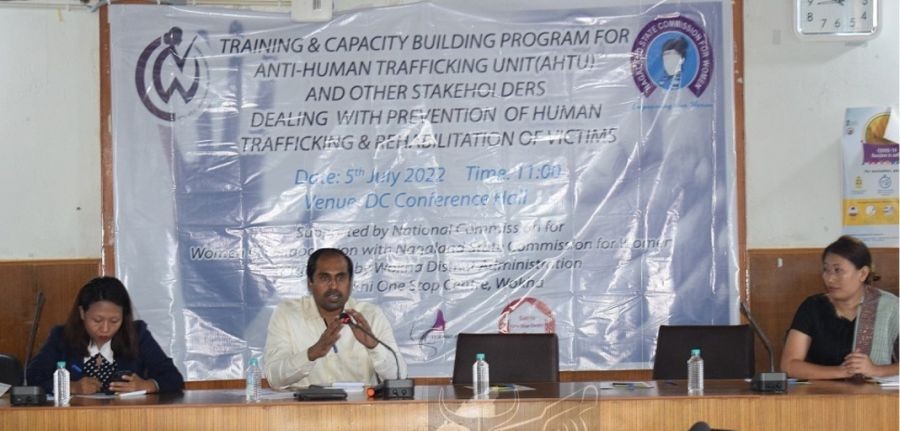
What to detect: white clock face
<box><xmin>796</xmin><ymin>0</ymin><xmax>878</xmax><ymax>38</ymax></box>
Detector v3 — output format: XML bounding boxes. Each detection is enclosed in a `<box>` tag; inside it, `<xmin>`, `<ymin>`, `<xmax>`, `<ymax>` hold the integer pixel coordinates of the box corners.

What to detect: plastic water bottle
<box><xmin>53</xmin><ymin>361</ymin><xmax>70</xmax><ymax>406</ymax></box>
<box><xmin>245</xmin><ymin>358</ymin><xmax>262</xmax><ymax>402</ymax></box>
<box><xmin>687</xmin><ymin>348</ymin><xmax>704</xmax><ymax>395</ymax></box>
<box><xmin>472</xmin><ymin>353</ymin><xmax>490</xmax><ymax>397</ymax></box>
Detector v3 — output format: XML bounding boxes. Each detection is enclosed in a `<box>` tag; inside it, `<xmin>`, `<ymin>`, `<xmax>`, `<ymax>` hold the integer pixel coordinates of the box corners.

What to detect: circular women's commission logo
<box><xmin>135</xmin><ymin>27</ymin><xmax>210</xmax><ymax>121</ymax></box>
<box><xmin>630</xmin><ymin>15</ymin><xmax>713</xmax><ymax>97</ymax></box>
<box><xmin>498</xmin><ymin>296</ymin><xmax>555</xmax><ymax>333</ymax></box>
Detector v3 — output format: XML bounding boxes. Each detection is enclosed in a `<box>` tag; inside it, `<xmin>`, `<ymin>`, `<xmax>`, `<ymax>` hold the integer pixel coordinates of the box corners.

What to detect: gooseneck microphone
<box><xmin>11</xmin><ymin>291</ymin><xmax>48</xmax><ymax>406</ymax></box>
<box><xmin>739</xmin><ymin>301</ymin><xmax>775</xmax><ymax>373</ymax></box>
<box><xmin>739</xmin><ymin>301</ymin><xmax>787</xmax><ymax>393</ymax></box>
<box><xmin>339</xmin><ymin>312</ymin><xmax>414</xmax><ymax>399</ymax></box>
<box><xmin>338</xmin><ymin>312</ymin><xmax>403</xmax><ymax>380</ymax></box>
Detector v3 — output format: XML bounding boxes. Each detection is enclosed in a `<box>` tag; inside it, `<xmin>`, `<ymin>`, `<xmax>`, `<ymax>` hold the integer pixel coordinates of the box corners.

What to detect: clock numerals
<box><xmin>801</xmin><ymin>10</ymin><xmax>872</xmax><ymax>34</ymax></box>
<box><xmin>796</xmin><ymin>0</ymin><xmax>878</xmax><ymax>39</ymax></box>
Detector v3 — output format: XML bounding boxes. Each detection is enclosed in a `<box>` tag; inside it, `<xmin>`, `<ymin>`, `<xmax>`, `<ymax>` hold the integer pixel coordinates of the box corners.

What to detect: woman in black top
<box><xmin>780</xmin><ymin>236</ymin><xmax>899</xmax><ymax>379</ymax></box>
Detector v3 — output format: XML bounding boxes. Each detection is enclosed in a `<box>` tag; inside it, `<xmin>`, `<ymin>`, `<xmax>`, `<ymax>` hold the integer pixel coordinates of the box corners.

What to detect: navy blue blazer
<box><xmin>27</xmin><ymin>320</ymin><xmax>184</xmax><ymax>394</ymax></box>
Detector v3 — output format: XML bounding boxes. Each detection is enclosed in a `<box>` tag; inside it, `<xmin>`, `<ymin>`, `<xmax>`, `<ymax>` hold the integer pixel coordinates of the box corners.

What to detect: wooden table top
<box><xmin>3</xmin><ymin>379</ymin><xmax>895</xmax><ymax>409</ymax></box>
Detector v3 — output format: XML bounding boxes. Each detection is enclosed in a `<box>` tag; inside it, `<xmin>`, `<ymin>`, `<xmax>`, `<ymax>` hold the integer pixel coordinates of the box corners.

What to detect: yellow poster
<box><xmin>842</xmin><ymin>106</ymin><xmax>899</xmax><ymax>246</ymax></box>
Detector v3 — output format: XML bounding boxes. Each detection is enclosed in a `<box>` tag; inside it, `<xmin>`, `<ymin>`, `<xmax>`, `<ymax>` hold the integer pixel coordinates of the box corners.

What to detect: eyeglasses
<box><xmin>314</xmin><ymin>272</ymin><xmax>349</xmax><ymax>285</ymax></box>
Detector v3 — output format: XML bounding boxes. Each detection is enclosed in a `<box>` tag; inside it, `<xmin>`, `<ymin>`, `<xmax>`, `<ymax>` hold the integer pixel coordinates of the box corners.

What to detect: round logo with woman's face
<box><xmin>647</xmin><ymin>33</ymin><xmax>699</xmax><ymax>90</ymax></box>
<box><xmin>631</xmin><ymin>16</ymin><xmax>713</xmax><ymax>97</ymax></box>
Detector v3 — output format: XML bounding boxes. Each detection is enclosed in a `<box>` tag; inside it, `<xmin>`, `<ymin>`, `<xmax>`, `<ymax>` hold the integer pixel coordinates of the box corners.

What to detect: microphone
<box><xmin>339</xmin><ymin>312</ymin><xmax>414</xmax><ymax>399</ymax></box>
<box><xmin>339</xmin><ymin>312</ymin><xmax>353</xmax><ymax>325</ymax></box>
<box><xmin>687</xmin><ymin>422</ymin><xmax>733</xmax><ymax>431</ymax></box>
<box><xmin>688</xmin><ymin>422</ymin><xmax>712</xmax><ymax>431</ymax></box>
<box><xmin>739</xmin><ymin>301</ymin><xmax>787</xmax><ymax>393</ymax></box>
<box><xmin>11</xmin><ymin>291</ymin><xmax>48</xmax><ymax>406</ymax></box>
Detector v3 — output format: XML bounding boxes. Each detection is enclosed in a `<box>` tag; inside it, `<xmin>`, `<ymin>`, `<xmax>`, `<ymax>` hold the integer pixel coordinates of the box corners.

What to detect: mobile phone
<box><xmin>112</xmin><ymin>370</ymin><xmax>134</xmax><ymax>382</ymax></box>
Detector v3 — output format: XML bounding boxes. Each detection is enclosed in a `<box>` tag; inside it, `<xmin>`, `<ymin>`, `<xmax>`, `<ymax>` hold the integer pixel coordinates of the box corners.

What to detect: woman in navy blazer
<box><xmin>27</xmin><ymin>276</ymin><xmax>184</xmax><ymax>394</ymax></box>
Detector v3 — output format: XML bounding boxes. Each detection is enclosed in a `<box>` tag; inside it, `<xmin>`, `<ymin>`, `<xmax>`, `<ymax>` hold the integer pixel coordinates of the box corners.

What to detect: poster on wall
<box><xmin>842</xmin><ymin>106</ymin><xmax>899</xmax><ymax>247</ymax></box>
<box><xmin>108</xmin><ymin>0</ymin><xmax>738</xmax><ymax>379</ymax></box>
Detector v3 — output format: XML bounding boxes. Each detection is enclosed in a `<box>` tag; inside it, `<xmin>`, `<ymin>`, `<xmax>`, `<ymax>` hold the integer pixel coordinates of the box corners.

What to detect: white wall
<box><xmin>744</xmin><ymin>0</ymin><xmax>899</xmax><ymax>248</ymax></box>
<box><xmin>0</xmin><ymin>10</ymin><xmax>100</xmax><ymax>259</ymax></box>
<box><xmin>0</xmin><ymin>1</ymin><xmax>896</xmax><ymax>259</ymax></box>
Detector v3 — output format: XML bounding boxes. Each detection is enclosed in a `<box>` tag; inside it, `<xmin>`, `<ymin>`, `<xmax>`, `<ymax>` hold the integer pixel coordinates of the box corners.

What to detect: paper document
<box><xmin>491</xmin><ymin>384</ymin><xmax>534</xmax><ymax>392</ymax></box>
<box><xmin>873</xmin><ymin>375</ymin><xmax>900</xmax><ymax>387</ymax></box>
<box><xmin>464</xmin><ymin>384</ymin><xmax>535</xmax><ymax>392</ymax></box>
<box><xmin>259</xmin><ymin>390</ymin><xmax>297</xmax><ymax>400</ymax></box>
<box><xmin>74</xmin><ymin>390</ymin><xmax>148</xmax><ymax>399</ymax></box>
<box><xmin>330</xmin><ymin>381</ymin><xmax>366</xmax><ymax>392</ymax></box>
<box><xmin>600</xmin><ymin>381</ymin><xmax>656</xmax><ymax>389</ymax></box>
<box><xmin>76</xmin><ymin>393</ymin><xmax>117</xmax><ymax>399</ymax></box>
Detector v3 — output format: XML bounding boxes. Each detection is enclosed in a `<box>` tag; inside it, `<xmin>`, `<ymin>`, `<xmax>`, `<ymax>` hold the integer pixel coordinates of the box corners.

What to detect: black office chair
<box><xmin>452</xmin><ymin>333</ymin><xmax>559</xmax><ymax>385</ymax></box>
<box><xmin>652</xmin><ymin>325</ymin><xmax>755</xmax><ymax>380</ymax></box>
<box><xmin>0</xmin><ymin>353</ymin><xmax>23</xmax><ymax>386</ymax></box>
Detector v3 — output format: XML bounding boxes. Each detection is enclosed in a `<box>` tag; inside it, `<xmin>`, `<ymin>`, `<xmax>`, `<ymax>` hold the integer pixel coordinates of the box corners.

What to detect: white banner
<box><xmin>109</xmin><ymin>1</ymin><xmax>738</xmax><ymax>379</ymax></box>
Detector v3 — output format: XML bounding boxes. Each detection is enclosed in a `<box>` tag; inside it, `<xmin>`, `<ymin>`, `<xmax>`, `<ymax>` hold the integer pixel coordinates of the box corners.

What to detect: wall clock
<box><xmin>795</xmin><ymin>0</ymin><xmax>879</xmax><ymax>40</ymax></box>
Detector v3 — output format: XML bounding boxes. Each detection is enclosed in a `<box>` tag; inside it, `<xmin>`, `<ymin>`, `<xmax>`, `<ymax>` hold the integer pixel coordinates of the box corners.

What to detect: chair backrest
<box><xmin>0</xmin><ymin>353</ymin><xmax>23</xmax><ymax>386</ymax></box>
<box><xmin>652</xmin><ymin>325</ymin><xmax>755</xmax><ymax>380</ymax></box>
<box><xmin>452</xmin><ymin>333</ymin><xmax>559</xmax><ymax>384</ymax></box>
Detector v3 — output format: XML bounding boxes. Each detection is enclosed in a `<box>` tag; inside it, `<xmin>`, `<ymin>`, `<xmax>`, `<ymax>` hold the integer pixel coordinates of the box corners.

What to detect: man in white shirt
<box><xmin>264</xmin><ymin>248</ymin><xmax>407</xmax><ymax>389</ymax></box>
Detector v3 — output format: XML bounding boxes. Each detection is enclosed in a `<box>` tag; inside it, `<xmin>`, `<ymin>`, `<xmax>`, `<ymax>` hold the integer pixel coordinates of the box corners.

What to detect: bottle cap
<box><xmin>691</xmin><ymin>348</ymin><xmax>701</xmax><ymax>356</ymax></box>
<box><xmin>249</xmin><ymin>358</ymin><xmax>258</xmax><ymax>366</ymax></box>
<box><xmin>475</xmin><ymin>353</ymin><xmax>485</xmax><ymax>360</ymax></box>
<box><xmin>57</xmin><ymin>361</ymin><xmax>66</xmax><ymax>368</ymax></box>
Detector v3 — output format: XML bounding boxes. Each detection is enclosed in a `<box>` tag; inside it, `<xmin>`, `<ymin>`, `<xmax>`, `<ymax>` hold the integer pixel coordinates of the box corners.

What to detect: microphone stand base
<box><xmin>10</xmin><ymin>386</ymin><xmax>47</xmax><ymax>406</ymax></box>
<box><xmin>750</xmin><ymin>372</ymin><xmax>787</xmax><ymax>393</ymax></box>
<box><xmin>377</xmin><ymin>379</ymin><xmax>415</xmax><ymax>399</ymax></box>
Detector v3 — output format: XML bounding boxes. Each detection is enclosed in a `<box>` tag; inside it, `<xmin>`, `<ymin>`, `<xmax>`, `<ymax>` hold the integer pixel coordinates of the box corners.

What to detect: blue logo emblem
<box><xmin>631</xmin><ymin>16</ymin><xmax>713</xmax><ymax>97</ymax></box>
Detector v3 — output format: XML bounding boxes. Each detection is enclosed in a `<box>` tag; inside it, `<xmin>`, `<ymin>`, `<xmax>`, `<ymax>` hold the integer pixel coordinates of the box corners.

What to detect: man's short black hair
<box><xmin>306</xmin><ymin>248</ymin><xmax>354</xmax><ymax>281</ymax></box>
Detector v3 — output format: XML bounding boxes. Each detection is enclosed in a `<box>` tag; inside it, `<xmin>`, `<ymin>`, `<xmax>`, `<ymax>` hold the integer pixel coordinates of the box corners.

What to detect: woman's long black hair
<box><xmin>62</xmin><ymin>276</ymin><xmax>138</xmax><ymax>359</ymax></box>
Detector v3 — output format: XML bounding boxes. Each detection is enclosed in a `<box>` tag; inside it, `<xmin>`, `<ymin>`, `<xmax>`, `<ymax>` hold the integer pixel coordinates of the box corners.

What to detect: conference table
<box><xmin>1</xmin><ymin>380</ymin><xmax>897</xmax><ymax>430</ymax></box>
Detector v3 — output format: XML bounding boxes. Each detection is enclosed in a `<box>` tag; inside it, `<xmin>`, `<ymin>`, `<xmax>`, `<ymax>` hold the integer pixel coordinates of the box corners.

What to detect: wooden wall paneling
<box><xmin>0</xmin><ymin>260</ymin><xmax>100</xmax><ymax>365</ymax></box>
<box><xmin>0</xmin><ymin>264</ymin><xmax>38</xmax><ymax>364</ymax></box>
<box><xmin>32</xmin><ymin>261</ymin><xmax>104</xmax><ymax>355</ymax></box>
<box><xmin>747</xmin><ymin>248</ymin><xmax>899</xmax><ymax>373</ymax></box>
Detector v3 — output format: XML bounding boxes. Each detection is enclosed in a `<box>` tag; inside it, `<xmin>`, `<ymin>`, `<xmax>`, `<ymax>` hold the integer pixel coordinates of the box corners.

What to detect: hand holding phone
<box><xmin>112</xmin><ymin>370</ymin><xmax>134</xmax><ymax>382</ymax></box>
